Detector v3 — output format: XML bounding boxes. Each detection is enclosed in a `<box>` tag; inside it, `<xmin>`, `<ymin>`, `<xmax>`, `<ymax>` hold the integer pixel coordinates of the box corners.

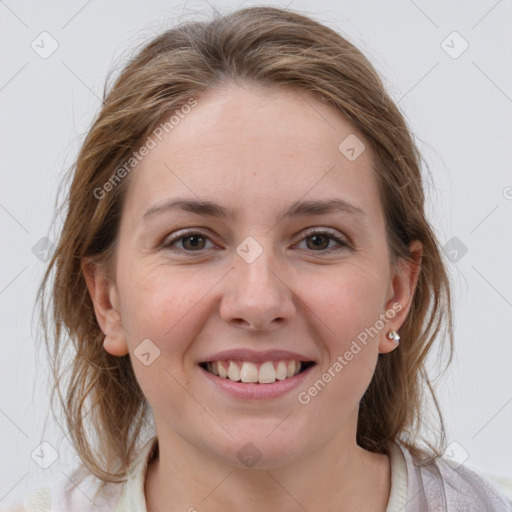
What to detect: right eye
<box><xmin>162</xmin><ymin>230</ymin><xmax>217</xmax><ymax>252</ymax></box>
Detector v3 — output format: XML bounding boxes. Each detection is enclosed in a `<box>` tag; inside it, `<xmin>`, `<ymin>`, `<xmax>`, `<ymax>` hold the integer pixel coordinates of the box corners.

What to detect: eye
<box><xmin>162</xmin><ymin>231</ymin><xmax>216</xmax><ymax>252</ymax></box>
<box><xmin>162</xmin><ymin>228</ymin><xmax>350</xmax><ymax>254</ymax></box>
<box><xmin>296</xmin><ymin>229</ymin><xmax>349</xmax><ymax>252</ymax></box>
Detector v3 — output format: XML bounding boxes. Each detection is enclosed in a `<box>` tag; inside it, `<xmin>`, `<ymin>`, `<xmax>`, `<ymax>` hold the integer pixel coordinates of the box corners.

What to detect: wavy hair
<box><xmin>36</xmin><ymin>6</ymin><xmax>453</xmax><ymax>482</ymax></box>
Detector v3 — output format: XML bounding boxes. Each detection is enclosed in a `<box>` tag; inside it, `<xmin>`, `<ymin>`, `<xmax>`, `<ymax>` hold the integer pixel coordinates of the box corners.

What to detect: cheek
<box><xmin>117</xmin><ymin>263</ymin><xmax>224</xmax><ymax>394</ymax></box>
<box><xmin>119</xmin><ymin>262</ymin><xmax>206</xmax><ymax>336</ymax></box>
<box><xmin>306</xmin><ymin>260</ymin><xmax>389</xmax><ymax>346</ymax></box>
<box><xmin>297</xmin><ymin>268</ymin><xmax>386</xmax><ymax>417</ymax></box>
<box><xmin>119</xmin><ymin>267</ymin><xmax>206</xmax><ymax>412</ymax></box>
<box><xmin>297</xmin><ymin>261</ymin><xmax>388</xmax><ymax>406</ymax></box>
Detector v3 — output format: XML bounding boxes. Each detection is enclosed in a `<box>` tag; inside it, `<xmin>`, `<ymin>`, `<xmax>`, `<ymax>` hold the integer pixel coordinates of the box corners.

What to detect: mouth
<box><xmin>199</xmin><ymin>359</ymin><xmax>316</xmax><ymax>384</ymax></box>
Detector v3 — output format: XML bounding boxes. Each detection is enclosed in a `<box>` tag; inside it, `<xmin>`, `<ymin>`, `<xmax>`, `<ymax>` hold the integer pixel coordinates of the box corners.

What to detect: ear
<box><xmin>379</xmin><ymin>240</ymin><xmax>423</xmax><ymax>354</ymax></box>
<box><xmin>81</xmin><ymin>256</ymin><xmax>129</xmax><ymax>357</ymax></box>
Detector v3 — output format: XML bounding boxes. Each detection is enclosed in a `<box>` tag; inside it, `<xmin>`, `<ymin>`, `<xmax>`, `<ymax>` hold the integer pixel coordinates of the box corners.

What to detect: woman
<box><xmin>13</xmin><ymin>5</ymin><xmax>511</xmax><ymax>512</ymax></box>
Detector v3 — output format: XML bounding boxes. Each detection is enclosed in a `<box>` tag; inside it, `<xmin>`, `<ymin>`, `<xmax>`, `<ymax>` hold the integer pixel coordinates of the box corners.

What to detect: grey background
<box><xmin>1</xmin><ymin>0</ymin><xmax>511</xmax><ymax>506</ymax></box>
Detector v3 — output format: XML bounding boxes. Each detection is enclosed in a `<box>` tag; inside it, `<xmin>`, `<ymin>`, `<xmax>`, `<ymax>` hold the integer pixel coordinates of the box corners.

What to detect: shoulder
<box><xmin>482</xmin><ymin>473</ymin><xmax>512</xmax><ymax>505</ymax></box>
<box><xmin>5</xmin><ymin>468</ymin><xmax>124</xmax><ymax>512</ymax></box>
<box><xmin>397</xmin><ymin>441</ymin><xmax>512</xmax><ymax>511</ymax></box>
<box><xmin>0</xmin><ymin>486</ymin><xmax>51</xmax><ymax>512</ymax></box>
<box><xmin>8</xmin><ymin>436</ymin><xmax>158</xmax><ymax>512</ymax></box>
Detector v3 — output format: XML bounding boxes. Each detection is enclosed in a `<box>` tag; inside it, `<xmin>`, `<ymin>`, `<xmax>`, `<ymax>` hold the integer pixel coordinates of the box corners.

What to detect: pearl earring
<box><xmin>387</xmin><ymin>330</ymin><xmax>400</xmax><ymax>345</ymax></box>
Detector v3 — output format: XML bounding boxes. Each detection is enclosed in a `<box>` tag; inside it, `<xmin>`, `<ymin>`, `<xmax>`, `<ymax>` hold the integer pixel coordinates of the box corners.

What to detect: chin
<box><xmin>207</xmin><ymin>431</ymin><xmax>307</xmax><ymax>471</ymax></box>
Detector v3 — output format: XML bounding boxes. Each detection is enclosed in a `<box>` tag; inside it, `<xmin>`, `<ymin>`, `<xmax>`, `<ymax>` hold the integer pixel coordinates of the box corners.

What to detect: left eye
<box><xmin>297</xmin><ymin>229</ymin><xmax>349</xmax><ymax>252</ymax></box>
<box><xmin>162</xmin><ymin>229</ymin><xmax>349</xmax><ymax>253</ymax></box>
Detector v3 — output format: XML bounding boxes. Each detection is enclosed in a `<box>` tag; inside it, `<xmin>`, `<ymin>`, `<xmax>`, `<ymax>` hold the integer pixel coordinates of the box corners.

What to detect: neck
<box><xmin>144</xmin><ymin>423</ymin><xmax>391</xmax><ymax>512</ymax></box>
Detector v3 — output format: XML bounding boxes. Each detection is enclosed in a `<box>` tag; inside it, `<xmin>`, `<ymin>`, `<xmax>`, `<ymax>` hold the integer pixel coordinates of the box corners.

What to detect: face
<box><xmin>85</xmin><ymin>83</ymin><xmax>420</xmax><ymax>470</ymax></box>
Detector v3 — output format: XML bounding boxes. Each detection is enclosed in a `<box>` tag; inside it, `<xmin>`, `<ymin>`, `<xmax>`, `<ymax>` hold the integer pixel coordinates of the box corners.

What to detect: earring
<box><xmin>387</xmin><ymin>330</ymin><xmax>400</xmax><ymax>345</ymax></box>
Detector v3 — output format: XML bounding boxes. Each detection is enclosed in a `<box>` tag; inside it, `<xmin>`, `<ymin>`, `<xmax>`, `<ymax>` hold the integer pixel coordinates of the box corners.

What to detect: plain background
<box><xmin>1</xmin><ymin>0</ymin><xmax>511</xmax><ymax>506</ymax></box>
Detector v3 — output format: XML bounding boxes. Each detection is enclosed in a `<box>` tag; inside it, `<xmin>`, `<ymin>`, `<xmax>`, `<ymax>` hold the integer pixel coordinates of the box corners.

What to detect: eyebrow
<box><xmin>142</xmin><ymin>197</ymin><xmax>366</xmax><ymax>223</ymax></box>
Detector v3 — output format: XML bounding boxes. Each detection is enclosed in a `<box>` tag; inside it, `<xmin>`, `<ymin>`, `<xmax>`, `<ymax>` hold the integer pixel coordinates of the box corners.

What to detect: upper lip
<box><xmin>199</xmin><ymin>349</ymin><xmax>315</xmax><ymax>364</ymax></box>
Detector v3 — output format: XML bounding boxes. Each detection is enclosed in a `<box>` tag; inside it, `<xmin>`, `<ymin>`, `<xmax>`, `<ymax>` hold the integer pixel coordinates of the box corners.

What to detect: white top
<box><xmin>10</xmin><ymin>436</ymin><xmax>512</xmax><ymax>512</ymax></box>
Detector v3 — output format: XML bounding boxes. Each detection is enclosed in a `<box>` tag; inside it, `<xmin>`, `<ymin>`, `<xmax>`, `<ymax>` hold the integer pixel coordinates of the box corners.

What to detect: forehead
<box><xmin>122</xmin><ymin>83</ymin><xmax>381</xmax><ymax>225</ymax></box>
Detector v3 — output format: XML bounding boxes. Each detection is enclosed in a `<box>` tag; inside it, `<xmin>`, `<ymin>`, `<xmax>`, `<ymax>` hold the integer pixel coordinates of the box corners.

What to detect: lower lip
<box><xmin>199</xmin><ymin>364</ymin><xmax>315</xmax><ymax>400</ymax></box>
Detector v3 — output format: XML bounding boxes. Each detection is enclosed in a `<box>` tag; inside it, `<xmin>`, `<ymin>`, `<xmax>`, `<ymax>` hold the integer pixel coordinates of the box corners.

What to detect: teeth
<box><xmin>258</xmin><ymin>361</ymin><xmax>276</xmax><ymax>383</ymax></box>
<box><xmin>287</xmin><ymin>361</ymin><xmax>297</xmax><ymax>377</ymax></box>
<box><xmin>204</xmin><ymin>359</ymin><xmax>305</xmax><ymax>384</ymax></box>
<box><xmin>227</xmin><ymin>360</ymin><xmax>240</xmax><ymax>381</ymax></box>
<box><xmin>275</xmin><ymin>361</ymin><xmax>287</xmax><ymax>381</ymax></box>
<box><xmin>218</xmin><ymin>361</ymin><xmax>228</xmax><ymax>378</ymax></box>
<box><xmin>240</xmin><ymin>362</ymin><xmax>259</xmax><ymax>383</ymax></box>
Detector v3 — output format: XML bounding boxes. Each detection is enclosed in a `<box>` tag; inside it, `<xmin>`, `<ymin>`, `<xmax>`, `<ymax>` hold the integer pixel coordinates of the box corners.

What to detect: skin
<box><xmin>83</xmin><ymin>82</ymin><xmax>422</xmax><ymax>512</ymax></box>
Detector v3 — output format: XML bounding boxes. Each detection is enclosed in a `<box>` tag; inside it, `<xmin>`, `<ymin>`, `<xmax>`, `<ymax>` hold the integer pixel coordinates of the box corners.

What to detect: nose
<box><xmin>219</xmin><ymin>242</ymin><xmax>296</xmax><ymax>332</ymax></box>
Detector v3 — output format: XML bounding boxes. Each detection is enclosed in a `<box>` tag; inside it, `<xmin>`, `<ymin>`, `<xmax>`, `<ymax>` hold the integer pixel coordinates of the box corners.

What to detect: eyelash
<box><xmin>161</xmin><ymin>228</ymin><xmax>350</xmax><ymax>254</ymax></box>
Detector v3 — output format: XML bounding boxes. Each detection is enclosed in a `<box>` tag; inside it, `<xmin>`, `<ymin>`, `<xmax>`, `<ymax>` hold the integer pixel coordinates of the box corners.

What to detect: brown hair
<box><xmin>37</xmin><ymin>5</ymin><xmax>453</xmax><ymax>482</ymax></box>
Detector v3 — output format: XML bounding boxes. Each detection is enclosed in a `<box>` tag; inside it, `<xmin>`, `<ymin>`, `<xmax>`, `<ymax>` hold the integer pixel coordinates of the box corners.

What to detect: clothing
<box><xmin>12</xmin><ymin>436</ymin><xmax>512</xmax><ymax>511</ymax></box>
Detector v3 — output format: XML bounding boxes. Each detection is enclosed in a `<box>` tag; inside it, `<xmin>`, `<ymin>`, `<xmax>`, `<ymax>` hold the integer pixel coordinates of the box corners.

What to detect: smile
<box><xmin>200</xmin><ymin>359</ymin><xmax>315</xmax><ymax>384</ymax></box>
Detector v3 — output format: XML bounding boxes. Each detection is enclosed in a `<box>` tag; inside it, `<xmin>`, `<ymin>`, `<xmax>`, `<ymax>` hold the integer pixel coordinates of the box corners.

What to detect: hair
<box><xmin>37</xmin><ymin>5</ymin><xmax>454</xmax><ymax>483</ymax></box>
